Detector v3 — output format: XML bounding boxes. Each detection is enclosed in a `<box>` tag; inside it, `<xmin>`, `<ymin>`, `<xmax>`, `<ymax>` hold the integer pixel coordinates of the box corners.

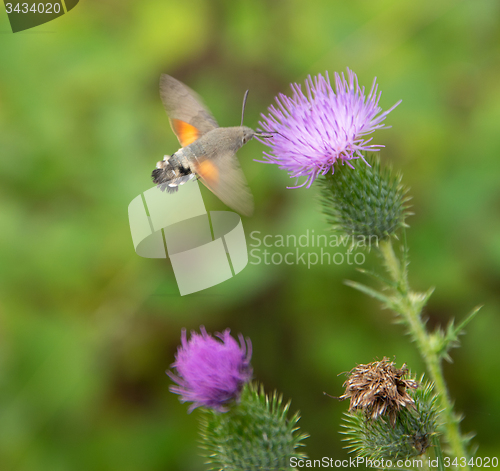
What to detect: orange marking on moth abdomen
<box><xmin>171</xmin><ymin>119</ymin><xmax>200</xmax><ymax>147</ymax></box>
<box><xmin>195</xmin><ymin>160</ymin><xmax>219</xmax><ymax>186</ymax></box>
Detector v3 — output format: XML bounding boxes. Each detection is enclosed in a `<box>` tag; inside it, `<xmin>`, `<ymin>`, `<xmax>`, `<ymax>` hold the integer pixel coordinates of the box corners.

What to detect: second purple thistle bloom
<box><xmin>258</xmin><ymin>68</ymin><xmax>401</xmax><ymax>188</ymax></box>
<box><xmin>167</xmin><ymin>327</ymin><xmax>253</xmax><ymax>413</ymax></box>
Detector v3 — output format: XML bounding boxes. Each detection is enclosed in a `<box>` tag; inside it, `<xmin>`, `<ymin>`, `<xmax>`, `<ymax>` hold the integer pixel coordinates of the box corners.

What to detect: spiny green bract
<box><xmin>341</xmin><ymin>377</ymin><xmax>439</xmax><ymax>461</ymax></box>
<box><xmin>199</xmin><ymin>383</ymin><xmax>308</xmax><ymax>470</ymax></box>
<box><xmin>318</xmin><ymin>155</ymin><xmax>410</xmax><ymax>240</ymax></box>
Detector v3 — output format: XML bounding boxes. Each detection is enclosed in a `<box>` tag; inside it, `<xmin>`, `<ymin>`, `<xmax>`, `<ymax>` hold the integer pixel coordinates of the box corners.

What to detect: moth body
<box><xmin>152</xmin><ymin>126</ymin><xmax>255</xmax><ymax>192</ymax></box>
<box><xmin>151</xmin><ymin>73</ymin><xmax>259</xmax><ymax>215</ymax></box>
<box><xmin>153</xmin><ymin>153</ymin><xmax>193</xmax><ymax>193</ymax></box>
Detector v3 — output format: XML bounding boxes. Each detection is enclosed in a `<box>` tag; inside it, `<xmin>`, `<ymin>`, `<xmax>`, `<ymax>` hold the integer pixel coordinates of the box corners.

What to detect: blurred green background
<box><xmin>1</xmin><ymin>0</ymin><xmax>500</xmax><ymax>469</ymax></box>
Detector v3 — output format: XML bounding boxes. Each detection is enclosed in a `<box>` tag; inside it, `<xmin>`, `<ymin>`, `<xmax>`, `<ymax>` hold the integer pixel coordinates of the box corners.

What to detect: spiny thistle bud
<box><xmin>339</xmin><ymin>358</ymin><xmax>417</xmax><ymax>427</ymax></box>
<box><xmin>319</xmin><ymin>155</ymin><xmax>410</xmax><ymax>240</ymax></box>
<box><xmin>339</xmin><ymin>362</ymin><xmax>439</xmax><ymax>461</ymax></box>
<box><xmin>200</xmin><ymin>383</ymin><xmax>308</xmax><ymax>470</ymax></box>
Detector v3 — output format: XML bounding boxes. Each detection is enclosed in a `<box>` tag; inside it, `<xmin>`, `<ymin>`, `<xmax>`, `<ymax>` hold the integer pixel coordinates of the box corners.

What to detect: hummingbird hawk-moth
<box><xmin>152</xmin><ymin>74</ymin><xmax>270</xmax><ymax>216</ymax></box>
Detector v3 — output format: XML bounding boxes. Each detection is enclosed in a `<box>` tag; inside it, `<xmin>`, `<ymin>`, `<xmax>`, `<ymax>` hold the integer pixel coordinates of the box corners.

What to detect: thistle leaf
<box><xmin>435</xmin><ymin>306</ymin><xmax>482</xmax><ymax>362</ymax></box>
<box><xmin>344</xmin><ymin>280</ymin><xmax>399</xmax><ymax>311</ymax></box>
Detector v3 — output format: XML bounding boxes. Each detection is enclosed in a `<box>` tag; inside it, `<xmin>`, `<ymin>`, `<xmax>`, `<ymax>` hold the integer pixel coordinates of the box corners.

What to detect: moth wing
<box><xmin>160</xmin><ymin>74</ymin><xmax>219</xmax><ymax>147</ymax></box>
<box><xmin>191</xmin><ymin>150</ymin><xmax>254</xmax><ymax>217</ymax></box>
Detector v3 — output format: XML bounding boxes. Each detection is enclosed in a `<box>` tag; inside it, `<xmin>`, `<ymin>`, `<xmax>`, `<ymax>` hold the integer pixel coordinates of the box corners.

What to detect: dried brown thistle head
<box><xmin>339</xmin><ymin>358</ymin><xmax>418</xmax><ymax>426</ymax></box>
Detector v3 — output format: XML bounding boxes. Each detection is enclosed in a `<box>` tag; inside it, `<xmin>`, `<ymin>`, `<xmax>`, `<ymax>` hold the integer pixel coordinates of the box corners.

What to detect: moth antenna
<box><xmin>241</xmin><ymin>89</ymin><xmax>249</xmax><ymax>126</ymax></box>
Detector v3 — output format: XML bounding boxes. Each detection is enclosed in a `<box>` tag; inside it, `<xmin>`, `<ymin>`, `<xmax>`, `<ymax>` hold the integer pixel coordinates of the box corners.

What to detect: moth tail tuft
<box><xmin>152</xmin><ymin>168</ymin><xmax>166</xmax><ymax>184</ymax></box>
<box><xmin>164</xmin><ymin>185</ymin><xmax>178</xmax><ymax>194</ymax></box>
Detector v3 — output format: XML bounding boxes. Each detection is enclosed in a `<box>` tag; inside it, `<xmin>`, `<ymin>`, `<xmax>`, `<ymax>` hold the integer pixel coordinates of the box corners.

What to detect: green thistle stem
<box><xmin>378</xmin><ymin>239</ymin><xmax>468</xmax><ymax>468</ymax></box>
<box><xmin>433</xmin><ymin>434</ymin><xmax>446</xmax><ymax>471</ymax></box>
<box><xmin>378</xmin><ymin>238</ymin><xmax>405</xmax><ymax>291</ymax></box>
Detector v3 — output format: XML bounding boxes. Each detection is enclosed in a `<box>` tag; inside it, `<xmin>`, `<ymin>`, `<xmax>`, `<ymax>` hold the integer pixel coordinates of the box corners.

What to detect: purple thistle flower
<box><xmin>257</xmin><ymin>68</ymin><xmax>401</xmax><ymax>188</ymax></box>
<box><xmin>167</xmin><ymin>327</ymin><xmax>252</xmax><ymax>413</ymax></box>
